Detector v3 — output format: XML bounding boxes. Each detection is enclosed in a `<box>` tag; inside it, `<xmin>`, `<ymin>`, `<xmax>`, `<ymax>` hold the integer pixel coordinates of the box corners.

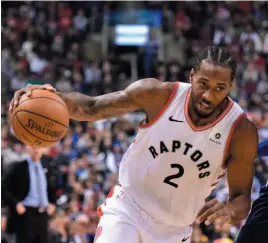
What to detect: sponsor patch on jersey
<box><xmin>209</xmin><ymin>132</ymin><xmax>223</xmax><ymax>145</ymax></box>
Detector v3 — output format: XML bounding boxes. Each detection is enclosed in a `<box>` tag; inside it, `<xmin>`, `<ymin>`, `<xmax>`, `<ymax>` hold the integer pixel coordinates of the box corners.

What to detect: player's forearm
<box><xmin>226</xmin><ymin>194</ymin><xmax>251</xmax><ymax>223</ymax></box>
<box><xmin>57</xmin><ymin>91</ymin><xmax>96</xmax><ymax>121</ymax></box>
<box><xmin>57</xmin><ymin>91</ymin><xmax>139</xmax><ymax>122</ymax></box>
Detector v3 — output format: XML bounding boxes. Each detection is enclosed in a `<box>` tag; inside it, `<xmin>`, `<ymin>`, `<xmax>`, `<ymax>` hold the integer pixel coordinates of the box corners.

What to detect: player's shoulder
<box><xmin>226</xmin><ymin>116</ymin><xmax>258</xmax><ymax>160</ymax></box>
<box><xmin>233</xmin><ymin>116</ymin><xmax>258</xmax><ymax>143</ymax></box>
<box><xmin>135</xmin><ymin>78</ymin><xmax>175</xmax><ymax>91</ymax></box>
<box><xmin>126</xmin><ymin>78</ymin><xmax>184</xmax><ymax>111</ymax></box>
<box><xmin>135</xmin><ymin>78</ymin><xmax>191</xmax><ymax>95</ymax></box>
<box><xmin>126</xmin><ymin>78</ymin><xmax>176</xmax><ymax>100</ymax></box>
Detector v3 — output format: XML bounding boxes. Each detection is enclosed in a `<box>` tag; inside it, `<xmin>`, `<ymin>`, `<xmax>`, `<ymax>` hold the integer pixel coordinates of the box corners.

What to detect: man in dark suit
<box><xmin>2</xmin><ymin>145</ymin><xmax>57</xmax><ymax>243</ymax></box>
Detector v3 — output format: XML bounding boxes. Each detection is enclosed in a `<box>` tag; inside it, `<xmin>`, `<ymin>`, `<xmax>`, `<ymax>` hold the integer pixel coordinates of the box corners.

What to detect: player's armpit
<box><xmin>58</xmin><ymin>78</ymin><xmax>173</xmax><ymax>121</ymax></box>
<box><xmin>226</xmin><ymin>117</ymin><xmax>259</xmax><ymax>223</ymax></box>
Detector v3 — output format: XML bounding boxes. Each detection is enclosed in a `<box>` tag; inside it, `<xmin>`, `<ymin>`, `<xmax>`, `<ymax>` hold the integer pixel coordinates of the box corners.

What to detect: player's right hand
<box><xmin>16</xmin><ymin>202</ymin><xmax>26</xmax><ymax>215</ymax></box>
<box><xmin>9</xmin><ymin>83</ymin><xmax>56</xmax><ymax>113</ymax></box>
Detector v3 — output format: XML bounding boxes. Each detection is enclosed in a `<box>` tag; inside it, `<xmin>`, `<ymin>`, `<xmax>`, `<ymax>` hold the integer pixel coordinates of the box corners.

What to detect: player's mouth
<box><xmin>199</xmin><ymin>100</ymin><xmax>212</xmax><ymax>110</ymax></box>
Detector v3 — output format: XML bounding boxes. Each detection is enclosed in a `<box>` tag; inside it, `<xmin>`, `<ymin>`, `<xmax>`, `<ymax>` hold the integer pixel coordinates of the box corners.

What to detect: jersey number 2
<box><xmin>163</xmin><ymin>164</ymin><xmax>184</xmax><ymax>188</ymax></box>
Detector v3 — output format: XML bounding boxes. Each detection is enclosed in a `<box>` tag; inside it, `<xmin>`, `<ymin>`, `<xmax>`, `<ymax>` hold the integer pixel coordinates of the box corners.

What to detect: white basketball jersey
<box><xmin>118</xmin><ymin>82</ymin><xmax>245</xmax><ymax>228</ymax></box>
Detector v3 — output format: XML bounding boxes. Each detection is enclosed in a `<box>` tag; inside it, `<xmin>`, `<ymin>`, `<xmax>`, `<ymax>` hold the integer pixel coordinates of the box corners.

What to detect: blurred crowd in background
<box><xmin>1</xmin><ymin>1</ymin><xmax>268</xmax><ymax>243</ymax></box>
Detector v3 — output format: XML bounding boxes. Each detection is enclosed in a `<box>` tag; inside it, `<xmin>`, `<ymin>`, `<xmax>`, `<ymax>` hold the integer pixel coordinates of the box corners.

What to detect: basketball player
<box><xmin>236</xmin><ymin>139</ymin><xmax>268</xmax><ymax>243</ymax></box>
<box><xmin>10</xmin><ymin>46</ymin><xmax>259</xmax><ymax>243</ymax></box>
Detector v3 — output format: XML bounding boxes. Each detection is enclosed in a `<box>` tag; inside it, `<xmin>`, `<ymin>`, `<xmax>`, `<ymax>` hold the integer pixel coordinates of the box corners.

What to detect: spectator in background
<box><xmin>263</xmin><ymin>31</ymin><xmax>268</xmax><ymax>54</ymax></box>
<box><xmin>257</xmin><ymin>79</ymin><xmax>268</xmax><ymax>94</ymax></box>
<box><xmin>240</xmin><ymin>23</ymin><xmax>263</xmax><ymax>53</ymax></box>
<box><xmin>88</xmin><ymin>6</ymin><xmax>103</xmax><ymax>33</ymax></box>
<box><xmin>51</xmin><ymin>35</ymin><xmax>65</xmax><ymax>58</ymax></box>
<box><xmin>215</xmin><ymin>3</ymin><xmax>230</xmax><ymax>23</ymax></box>
<box><xmin>143</xmin><ymin>32</ymin><xmax>159</xmax><ymax>77</ymax></box>
<box><xmin>213</xmin><ymin>26</ymin><xmax>232</xmax><ymax>47</ymax></box>
<box><xmin>58</xmin><ymin>2</ymin><xmax>72</xmax><ymax>30</ymax></box>
<box><xmin>29</xmin><ymin>52</ymin><xmax>49</xmax><ymax>74</ymax></box>
<box><xmin>84</xmin><ymin>61</ymin><xmax>102</xmax><ymax>84</ymax></box>
<box><xmin>2</xmin><ymin>146</ymin><xmax>57</xmax><ymax>243</ymax></box>
<box><xmin>175</xmin><ymin>9</ymin><xmax>190</xmax><ymax>32</ymax></box>
<box><xmin>161</xmin><ymin>4</ymin><xmax>174</xmax><ymax>33</ymax></box>
<box><xmin>55</xmin><ymin>72</ymin><xmax>73</xmax><ymax>93</ymax></box>
<box><xmin>10</xmin><ymin>71</ymin><xmax>27</xmax><ymax>93</ymax></box>
<box><xmin>73</xmin><ymin>9</ymin><xmax>88</xmax><ymax>32</ymax></box>
<box><xmin>106</xmin><ymin>145</ymin><xmax>123</xmax><ymax>173</ymax></box>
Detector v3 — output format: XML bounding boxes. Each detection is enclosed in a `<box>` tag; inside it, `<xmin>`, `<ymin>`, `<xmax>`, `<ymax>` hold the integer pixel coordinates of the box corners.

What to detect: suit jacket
<box><xmin>2</xmin><ymin>158</ymin><xmax>57</xmax><ymax>233</ymax></box>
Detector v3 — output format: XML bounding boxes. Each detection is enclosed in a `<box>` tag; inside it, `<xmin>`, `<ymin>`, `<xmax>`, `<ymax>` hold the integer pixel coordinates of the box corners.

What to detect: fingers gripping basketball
<box><xmin>11</xmin><ymin>90</ymin><xmax>69</xmax><ymax>148</ymax></box>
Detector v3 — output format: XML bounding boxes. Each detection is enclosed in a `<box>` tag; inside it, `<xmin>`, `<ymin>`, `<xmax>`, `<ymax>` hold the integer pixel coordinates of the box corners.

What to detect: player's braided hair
<box><xmin>194</xmin><ymin>46</ymin><xmax>237</xmax><ymax>81</ymax></box>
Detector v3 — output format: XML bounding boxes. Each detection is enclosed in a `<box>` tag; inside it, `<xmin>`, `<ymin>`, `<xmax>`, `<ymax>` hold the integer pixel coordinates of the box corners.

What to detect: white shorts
<box><xmin>94</xmin><ymin>186</ymin><xmax>192</xmax><ymax>243</ymax></box>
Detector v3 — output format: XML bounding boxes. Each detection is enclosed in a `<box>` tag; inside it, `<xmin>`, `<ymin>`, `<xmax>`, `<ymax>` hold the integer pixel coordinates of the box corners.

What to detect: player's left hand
<box><xmin>195</xmin><ymin>199</ymin><xmax>232</xmax><ymax>227</ymax></box>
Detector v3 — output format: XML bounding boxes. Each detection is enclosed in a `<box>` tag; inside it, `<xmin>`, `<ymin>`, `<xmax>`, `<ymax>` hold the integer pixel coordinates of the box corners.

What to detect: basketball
<box><xmin>11</xmin><ymin>89</ymin><xmax>69</xmax><ymax>148</ymax></box>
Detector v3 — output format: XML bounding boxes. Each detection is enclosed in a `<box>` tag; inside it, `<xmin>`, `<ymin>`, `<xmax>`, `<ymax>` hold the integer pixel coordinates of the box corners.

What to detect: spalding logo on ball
<box><xmin>25</xmin><ymin>118</ymin><xmax>64</xmax><ymax>139</ymax></box>
<box><xmin>11</xmin><ymin>90</ymin><xmax>69</xmax><ymax>148</ymax></box>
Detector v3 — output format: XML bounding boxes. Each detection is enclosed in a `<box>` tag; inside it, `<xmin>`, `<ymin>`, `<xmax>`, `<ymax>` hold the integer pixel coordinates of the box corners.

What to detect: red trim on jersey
<box><xmin>96</xmin><ymin>187</ymin><xmax>115</xmax><ymax>218</ymax></box>
<box><xmin>94</xmin><ymin>226</ymin><xmax>103</xmax><ymax>242</ymax></box>
<box><xmin>97</xmin><ymin>206</ymin><xmax>103</xmax><ymax>217</ymax></box>
<box><xmin>107</xmin><ymin>187</ymin><xmax>115</xmax><ymax>198</ymax></box>
<box><xmin>210</xmin><ymin>173</ymin><xmax>226</xmax><ymax>187</ymax></box>
<box><xmin>210</xmin><ymin>182</ymin><xmax>219</xmax><ymax>187</ymax></box>
<box><xmin>139</xmin><ymin>82</ymin><xmax>179</xmax><ymax>128</ymax></box>
<box><xmin>184</xmin><ymin>89</ymin><xmax>234</xmax><ymax>131</ymax></box>
<box><xmin>217</xmin><ymin>173</ymin><xmax>226</xmax><ymax>179</ymax></box>
<box><xmin>223</xmin><ymin>113</ymin><xmax>246</xmax><ymax>162</ymax></box>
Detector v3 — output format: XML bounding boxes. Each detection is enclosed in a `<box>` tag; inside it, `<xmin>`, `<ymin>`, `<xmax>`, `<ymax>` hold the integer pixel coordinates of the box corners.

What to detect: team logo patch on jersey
<box><xmin>94</xmin><ymin>226</ymin><xmax>103</xmax><ymax>242</ymax></box>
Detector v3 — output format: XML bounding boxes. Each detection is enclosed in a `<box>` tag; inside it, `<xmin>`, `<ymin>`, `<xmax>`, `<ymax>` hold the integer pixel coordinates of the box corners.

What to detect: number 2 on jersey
<box><xmin>163</xmin><ymin>164</ymin><xmax>184</xmax><ymax>188</ymax></box>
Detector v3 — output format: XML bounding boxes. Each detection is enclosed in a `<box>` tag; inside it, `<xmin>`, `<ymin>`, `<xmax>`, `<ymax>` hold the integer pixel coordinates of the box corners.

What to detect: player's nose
<box><xmin>201</xmin><ymin>90</ymin><xmax>213</xmax><ymax>104</ymax></box>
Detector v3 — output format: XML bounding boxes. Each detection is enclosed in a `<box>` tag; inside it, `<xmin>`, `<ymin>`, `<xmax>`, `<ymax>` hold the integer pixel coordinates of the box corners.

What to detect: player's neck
<box><xmin>188</xmin><ymin>97</ymin><xmax>229</xmax><ymax>127</ymax></box>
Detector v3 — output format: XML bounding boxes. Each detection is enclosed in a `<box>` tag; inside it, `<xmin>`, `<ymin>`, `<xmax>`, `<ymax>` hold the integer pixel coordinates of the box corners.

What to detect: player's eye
<box><xmin>200</xmin><ymin>82</ymin><xmax>208</xmax><ymax>87</ymax></box>
<box><xmin>216</xmin><ymin>87</ymin><xmax>225</xmax><ymax>91</ymax></box>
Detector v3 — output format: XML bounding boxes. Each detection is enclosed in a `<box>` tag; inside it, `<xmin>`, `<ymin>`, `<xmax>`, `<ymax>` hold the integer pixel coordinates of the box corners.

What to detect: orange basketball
<box><xmin>11</xmin><ymin>90</ymin><xmax>69</xmax><ymax>148</ymax></box>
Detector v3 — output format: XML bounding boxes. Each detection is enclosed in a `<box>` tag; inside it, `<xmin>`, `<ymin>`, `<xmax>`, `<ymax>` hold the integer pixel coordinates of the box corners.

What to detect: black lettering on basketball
<box><xmin>149</xmin><ymin>146</ymin><xmax>158</xmax><ymax>159</ymax></box>
<box><xmin>45</xmin><ymin>122</ymin><xmax>53</xmax><ymax>127</ymax></box>
<box><xmin>25</xmin><ymin>119</ymin><xmax>63</xmax><ymax>139</ymax></box>
<box><xmin>15</xmin><ymin>113</ymin><xmax>65</xmax><ymax>142</ymax></box>
<box><xmin>32</xmin><ymin>140</ymin><xmax>42</xmax><ymax>146</ymax></box>
<box><xmin>160</xmin><ymin>141</ymin><xmax>169</xmax><ymax>154</ymax></box>
<box><xmin>26</xmin><ymin>118</ymin><xmax>38</xmax><ymax>129</ymax></box>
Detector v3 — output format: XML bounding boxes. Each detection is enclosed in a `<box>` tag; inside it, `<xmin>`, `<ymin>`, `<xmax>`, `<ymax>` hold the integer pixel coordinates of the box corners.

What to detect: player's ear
<box><xmin>190</xmin><ymin>69</ymin><xmax>195</xmax><ymax>84</ymax></box>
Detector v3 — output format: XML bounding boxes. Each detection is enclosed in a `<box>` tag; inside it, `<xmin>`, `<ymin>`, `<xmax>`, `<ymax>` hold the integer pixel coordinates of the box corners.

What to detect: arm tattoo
<box><xmin>72</xmin><ymin>92</ymin><xmax>95</xmax><ymax>116</ymax></box>
<box><xmin>57</xmin><ymin>91</ymin><xmax>138</xmax><ymax>121</ymax></box>
<box><xmin>56</xmin><ymin>78</ymin><xmax>169</xmax><ymax>121</ymax></box>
